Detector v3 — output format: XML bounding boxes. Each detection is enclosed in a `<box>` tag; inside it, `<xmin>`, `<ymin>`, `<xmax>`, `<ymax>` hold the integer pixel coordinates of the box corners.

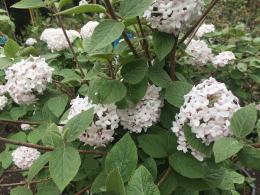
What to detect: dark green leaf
<box><xmin>11</xmin><ymin>0</ymin><xmax>45</xmax><ymax>9</ymax></box>
<box><xmin>106</xmin><ymin>169</ymin><xmax>126</xmax><ymax>195</ymax></box>
<box><xmin>55</xmin><ymin>4</ymin><xmax>106</xmax><ymax>15</ymax></box>
<box><xmin>143</xmin><ymin>158</ymin><xmax>157</xmax><ymax>181</ymax></box>
<box><xmin>91</xmin><ymin>171</ymin><xmax>107</xmax><ymax>193</ymax></box>
<box><xmin>36</xmin><ymin>181</ymin><xmax>60</xmax><ymax>195</ymax></box>
<box><xmin>47</xmin><ymin>95</ymin><xmax>68</xmax><ymax>118</ymax></box>
<box><xmin>10</xmin><ymin>186</ymin><xmax>32</xmax><ymax>195</ymax></box>
<box><xmin>148</xmin><ymin>66</ymin><xmax>172</xmax><ymax>88</ymax></box>
<box><xmin>159</xmin><ymin>172</ymin><xmax>178</xmax><ymax>195</ymax></box>
<box><xmin>238</xmin><ymin>146</ymin><xmax>260</xmax><ymax>170</ymax></box>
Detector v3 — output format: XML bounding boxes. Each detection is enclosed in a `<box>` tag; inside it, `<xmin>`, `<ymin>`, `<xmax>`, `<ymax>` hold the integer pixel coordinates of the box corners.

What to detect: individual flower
<box><xmin>0</xmin><ymin>95</ymin><xmax>7</xmax><ymax>110</ymax></box>
<box><xmin>196</xmin><ymin>23</ymin><xmax>215</xmax><ymax>38</ymax></box>
<box><xmin>25</xmin><ymin>38</ymin><xmax>37</xmax><ymax>46</ymax></box>
<box><xmin>212</xmin><ymin>51</ymin><xmax>236</xmax><ymax>68</ymax></box>
<box><xmin>144</xmin><ymin>0</ymin><xmax>204</xmax><ymax>34</ymax></box>
<box><xmin>79</xmin><ymin>0</ymin><xmax>88</xmax><ymax>5</ymax></box>
<box><xmin>11</xmin><ymin>146</ymin><xmax>40</xmax><ymax>169</ymax></box>
<box><xmin>185</xmin><ymin>39</ymin><xmax>213</xmax><ymax>65</ymax></box>
<box><xmin>21</xmin><ymin>124</ymin><xmax>32</xmax><ymax>131</ymax></box>
<box><xmin>171</xmin><ymin>77</ymin><xmax>240</xmax><ymax>161</ymax></box>
<box><xmin>40</xmin><ymin>28</ymin><xmax>80</xmax><ymax>52</ymax></box>
<box><xmin>117</xmin><ymin>85</ymin><xmax>163</xmax><ymax>133</ymax></box>
<box><xmin>5</xmin><ymin>56</ymin><xmax>54</xmax><ymax>105</ymax></box>
<box><xmin>80</xmin><ymin>21</ymin><xmax>99</xmax><ymax>39</ymax></box>
<box><xmin>256</xmin><ymin>104</ymin><xmax>260</xmax><ymax>111</ymax></box>
<box><xmin>66</xmin><ymin>96</ymin><xmax>120</xmax><ymax>147</ymax></box>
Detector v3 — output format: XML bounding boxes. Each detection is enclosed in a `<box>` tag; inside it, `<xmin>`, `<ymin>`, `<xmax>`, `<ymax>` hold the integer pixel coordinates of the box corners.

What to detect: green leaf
<box><xmin>165</xmin><ymin>81</ymin><xmax>192</xmax><ymax>107</ymax></box>
<box><xmin>10</xmin><ymin>106</ymin><xmax>27</xmax><ymax>120</ymax></box>
<box><xmin>47</xmin><ymin>95</ymin><xmax>68</xmax><ymax>118</ymax></box>
<box><xmin>106</xmin><ymin>169</ymin><xmax>126</xmax><ymax>195</ymax></box>
<box><xmin>55</xmin><ymin>4</ymin><xmax>106</xmax><ymax>15</ymax></box>
<box><xmin>219</xmin><ymin>169</ymin><xmax>245</xmax><ymax>190</ymax></box>
<box><xmin>11</xmin><ymin>0</ymin><xmax>45</xmax><ymax>9</ymax></box>
<box><xmin>159</xmin><ymin>172</ymin><xmax>178</xmax><ymax>195</ymax></box>
<box><xmin>4</xmin><ymin>39</ymin><xmax>20</xmax><ymax>58</ymax></box>
<box><xmin>36</xmin><ymin>181</ymin><xmax>60</xmax><ymax>195</ymax></box>
<box><xmin>49</xmin><ymin>145</ymin><xmax>81</xmax><ymax>192</ymax></box>
<box><xmin>143</xmin><ymin>158</ymin><xmax>157</xmax><ymax>181</ymax></box>
<box><xmin>121</xmin><ymin>59</ymin><xmax>148</xmax><ymax>84</ymax></box>
<box><xmin>28</xmin><ymin>152</ymin><xmax>50</xmax><ymax>181</ymax></box>
<box><xmin>138</xmin><ymin>130</ymin><xmax>177</xmax><ymax>158</ymax></box>
<box><xmin>10</xmin><ymin>186</ymin><xmax>32</xmax><ymax>195</ymax></box>
<box><xmin>127</xmin><ymin>166</ymin><xmax>160</xmax><ymax>195</ymax></box>
<box><xmin>125</xmin><ymin>78</ymin><xmax>148</xmax><ymax>104</ymax></box>
<box><xmin>147</xmin><ymin>66</ymin><xmax>172</xmax><ymax>88</ymax></box>
<box><xmin>91</xmin><ymin>171</ymin><xmax>107</xmax><ymax>193</ymax></box>
<box><xmin>257</xmin><ymin>119</ymin><xmax>260</xmax><ymax>142</ymax></box>
<box><xmin>105</xmin><ymin>133</ymin><xmax>137</xmax><ymax>182</ymax></box>
<box><xmin>88</xmin><ymin>78</ymin><xmax>127</xmax><ymax>104</ymax></box>
<box><xmin>213</xmin><ymin>137</ymin><xmax>243</xmax><ymax>163</ymax></box>
<box><xmin>64</xmin><ymin>109</ymin><xmax>94</xmax><ymax>142</ymax></box>
<box><xmin>119</xmin><ymin>0</ymin><xmax>154</xmax><ymax>19</ymax></box>
<box><xmin>59</xmin><ymin>0</ymin><xmax>73</xmax><ymax>9</ymax></box>
<box><xmin>169</xmin><ymin>152</ymin><xmax>206</xmax><ymax>179</ymax></box>
<box><xmin>152</xmin><ymin>31</ymin><xmax>175</xmax><ymax>61</ymax></box>
<box><xmin>230</xmin><ymin>104</ymin><xmax>257</xmax><ymax>137</ymax></box>
<box><xmin>90</xmin><ymin>20</ymin><xmax>125</xmax><ymax>51</ymax></box>
<box><xmin>0</xmin><ymin>57</ymin><xmax>13</xmax><ymax>69</ymax></box>
<box><xmin>0</xmin><ymin>150</ymin><xmax>12</xmax><ymax>169</ymax></box>
<box><xmin>238</xmin><ymin>146</ymin><xmax>260</xmax><ymax>170</ymax></box>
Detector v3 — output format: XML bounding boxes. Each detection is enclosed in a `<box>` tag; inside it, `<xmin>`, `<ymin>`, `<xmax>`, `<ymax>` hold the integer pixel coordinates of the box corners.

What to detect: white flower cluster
<box><xmin>196</xmin><ymin>23</ymin><xmax>215</xmax><ymax>38</ymax></box>
<box><xmin>0</xmin><ymin>95</ymin><xmax>7</xmax><ymax>110</ymax></box>
<box><xmin>79</xmin><ymin>0</ymin><xmax>88</xmax><ymax>5</ymax></box>
<box><xmin>80</xmin><ymin>21</ymin><xmax>99</xmax><ymax>39</ymax></box>
<box><xmin>185</xmin><ymin>39</ymin><xmax>213</xmax><ymax>65</ymax></box>
<box><xmin>171</xmin><ymin>77</ymin><xmax>240</xmax><ymax>161</ymax></box>
<box><xmin>5</xmin><ymin>56</ymin><xmax>54</xmax><ymax>105</ymax></box>
<box><xmin>25</xmin><ymin>38</ymin><xmax>37</xmax><ymax>46</ymax></box>
<box><xmin>144</xmin><ymin>0</ymin><xmax>204</xmax><ymax>34</ymax></box>
<box><xmin>117</xmin><ymin>85</ymin><xmax>163</xmax><ymax>133</ymax></box>
<box><xmin>40</xmin><ymin>28</ymin><xmax>80</xmax><ymax>52</ymax></box>
<box><xmin>21</xmin><ymin>124</ymin><xmax>32</xmax><ymax>131</ymax></box>
<box><xmin>67</xmin><ymin>96</ymin><xmax>120</xmax><ymax>147</ymax></box>
<box><xmin>11</xmin><ymin>146</ymin><xmax>40</xmax><ymax>169</ymax></box>
<box><xmin>212</xmin><ymin>51</ymin><xmax>236</xmax><ymax>68</ymax></box>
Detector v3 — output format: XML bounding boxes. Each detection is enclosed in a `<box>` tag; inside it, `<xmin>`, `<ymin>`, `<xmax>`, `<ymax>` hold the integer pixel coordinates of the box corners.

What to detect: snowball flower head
<box><xmin>212</xmin><ymin>51</ymin><xmax>235</xmax><ymax>68</ymax></box>
<box><xmin>171</xmin><ymin>77</ymin><xmax>240</xmax><ymax>161</ymax></box>
<box><xmin>144</xmin><ymin>0</ymin><xmax>204</xmax><ymax>34</ymax></box>
<box><xmin>66</xmin><ymin>96</ymin><xmax>120</xmax><ymax>147</ymax></box>
<box><xmin>0</xmin><ymin>95</ymin><xmax>7</xmax><ymax>110</ymax></box>
<box><xmin>25</xmin><ymin>38</ymin><xmax>37</xmax><ymax>46</ymax></box>
<box><xmin>5</xmin><ymin>56</ymin><xmax>54</xmax><ymax>105</ymax></box>
<box><xmin>79</xmin><ymin>0</ymin><xmax>88</xmax><ymax>5</ymax></box>
<box><xmin>40</xmin><ymin>28</ymin><xmax>80</xmax><ymax>52</ymax></box>
<box><xmin>117</xmin><ymin>85</ymin><xmax>163</xmax><ymax>133</ymax></box>
<box><xmin>80</xmin><ymin>21</ymin><xmax>99</xmax><ymax>39</ymax></box>
<box><xmin>12</xmin><ymin>146</ymin><xmax>40</xmax><ymax>169</ymax></box>
<box><xmin>21</xmin><ymin>124</ymin><xmax>32</xmax><ymax>131</ymax></box>
<box><xmin>196</xmin><ymin>23</ymin><xmax>215</xmax><ymax>38</ymax></box>
<box><xmin>0</xmin><ymin>85</ymin><xmax>6</xmax><ymax>95</ymax></box>
<box><xmin>185</xmin><ymin>39</ymin><xmax>213</xmax><ymax>65</ymax></box>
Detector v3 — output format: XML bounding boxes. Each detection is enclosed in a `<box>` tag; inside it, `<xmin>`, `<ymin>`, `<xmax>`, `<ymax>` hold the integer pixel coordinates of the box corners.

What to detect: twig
<box><xmin>170</xmin><ymin>35</ymin><xmax>179</xmax><ymax>80</ymax></box>
<box><xmin>103</xmin><ymin>0</ymin><xmax>139</xmax><ymax>58</ymax></box>
<box><xmin>51</xmin><ymin>6</ymin><xmax>85</xmax><ymax>78</ymax></box>
<box><xmin>4</xmin><ymin>166</ymin><xmax>48</xmax><ymax>174</ymax></box>
<box><xmin>0</xmin><ymin>178</ymin><xmax>50</xmax><ymax>187</ymax></box>
<box><xmin>107</xmin><ymin>60</ymin><xmax>115</xmax><ymax>79</ymax></box>
<box><xmin>179</xmin><ymin>0</ymin><xmax>220</xmax><ymax>45</ymax></box>
<box><xmin>0</xmin><ymin>136</ymin><xmax>107</xmax><ymax>156</ymax></box>
<box><xmin>74</xmin><ymin>185</ymin><xmax>91</xmax><ymax>195</ymax></box>
<box><xmin>136</xmin><ymin>17</ymin><xmax>152</xmax><ymax>66</ymax></box>
<box><xmin>0</xmin><ymin>119</ymin><xmax>64</xmax><ymax>126</ymax></box>
<box><xmin>252</xmin><ymin>143</ymin><xmax>260</xmax><ymax>148</ymax></box>
<box><xmin>156</xmin><ymin>166</ymin><xmax>171</xmax><ymax>187</ymax></box>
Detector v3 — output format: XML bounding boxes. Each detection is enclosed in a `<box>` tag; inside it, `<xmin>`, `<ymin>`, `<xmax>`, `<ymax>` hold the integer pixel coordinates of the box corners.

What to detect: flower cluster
<box><xmin>0</xmin><ymin>95</ymin><xmax>7</xmax><ymax>110</ymax></box>
<box><xmin>144</xmin><ymin>0</ymin><xmax>204</xmax><ymax>34</ymax></box>
<box><xmin>117</xmin><ymin>85</ymin><xmax>163</xmax><ymax>133</ymax></box>
<box><xmin>21</xmin><ymin>124</ymin><xmax>32</xmax><ymax>131</ymax></box>
<box><xmin>5</xmin><ymin>56</ymin><xmax>54</xmax><ymax>105</ymax></box>
<box><xmin>171</xmin><ymin>77</ymin><xmax>240</xmax><ymax>161</ymax></box>
<box><xmin>79</xmin><ymin>0</ymin><xmax>88</xmax><ymax>5</ymax></box>
<box><xmin>11</xmin><ymin>146</ymin><xmax>40</xmax><ymax>169</ymax></box>
<box><xmin>25</xmin><ymin>38</ymin><xmax>37</xmax><ymax>46</ymax></box>
<box><xmin>196</xmin><ymin>23</ymin><xmax>215</xmax><ymax>38</ymax></box>
<box><xmin>40</xmin><ymin>28</ymin><xmax>80</xmax><ymax>52</ymax></box>
<box><xmin>66</xmin><ymin>96</ymin><xmax>120</xmax><ymax>147</ymax></box>
<box><xmin>185</xmin><ymin>39</ymin><xmax>213</xmax><ymax>65</ymax></box>
<box><xmin>80</xmin><ymin>21</ymin><xmax>99</xmax><ymax>39</ymax></box>
<box><xmin>212</xmin><ymin>51</ymin><xmax>236</xmax><ymax>68</ymax></box>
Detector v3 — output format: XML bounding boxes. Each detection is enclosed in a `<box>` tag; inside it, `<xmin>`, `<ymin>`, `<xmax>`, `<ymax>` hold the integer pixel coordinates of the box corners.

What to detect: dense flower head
<box><xmin>0</xmin><ymin>85</ymin><xmax>6</xmax><ymax>95</ymax></box>
<box><xmin>21</xmin><ymin>124</ymin><xmax>32</xmax><ymax>131</ymax></box>
<box><xmin>117</xmin><ymin>85</ymin><xmax>163</xmax><ymax>133</ymax></box>
<box><xmin>0</xmin><ymin>95</ymin><xmax>7</xmax><ymax>110</ymax></box>
<box><xmin>80</xmin><ymin>21</ymin><xmax>99</xmax><ymax>39</ymax></box>
<box><xmin>144</xmin><ymin>0</ymin><xmax>204</xmax><ymax>34</ymax></box>
<box><xmin>171</xmin><ymin>77</ymin><xmax>240</xmax><ymax>161</ymax></box>
<box><xmin>40</xmin><ymin>28</ymin><xmax>80</xmax><ymax>52</ymax></box>
<box><xmin>25</xmin><ymin>38</ymin><xmax>37</xmax><ymax>46</ymax></box>
<box><xmin>196</xmin><ymin>23</ymin><xmax>215</xmax><ymax>38</ymax></box>
<box><xmin>212</xmin><ymin>51</ymin><xmax>236</xmax><ymax>68</ymax></box>
<box><xmin>185</xmin><ymin>39</ymin><xmax>213</xmax><ymax>65</ymax></box>
<box><xmin>67</xmin><ymin>96</ymin><xmax>119</xmax><ymax>147</ymax></box>
<box><xmin>11</xmin><ymin>146</ymin><xmax>40</xmax><ymax>169</ymax></box>
<box><xmin>5</xmin><ymin>56</ymin><xmax>54</xmax><ymax>105</ymax></box>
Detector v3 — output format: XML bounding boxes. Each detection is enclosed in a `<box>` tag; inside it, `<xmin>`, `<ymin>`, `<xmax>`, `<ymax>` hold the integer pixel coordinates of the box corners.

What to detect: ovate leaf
<box><xmin>55</xmin><ymin>4</ymin><xmax>106</xmax><ymax>15</ymax></box>
<box><xmin>11</xmin><ymin>0</ymin><xmax>45</xmax><ymax>9</ymax></box>
<box><xmin>47</xmin><ymin>95</ymin><xmax>68</xmax><ymax>118</ymax></box>
<box><xmin>106</xmin><ymin>169</ymin><xmax>126</xmax><ymax>195</ymax></box>
<box><xmin>238</xmin><ymin>146</ymin><xmax>260</xmax><ymax>170</ymax></box>
<box><xmin>147</xmin><ymin>66</ymin><xmax>172</xmax><ymax>88</ymax></box>
<box><xmin>10</xmin><ymin>186</ymin><xmax>32</xmax><ymax>195</ymax></box>
<box><xmin>4</xmin><ymin>39</ymin><xmax>20</xmax><ymax>58</ymax></box>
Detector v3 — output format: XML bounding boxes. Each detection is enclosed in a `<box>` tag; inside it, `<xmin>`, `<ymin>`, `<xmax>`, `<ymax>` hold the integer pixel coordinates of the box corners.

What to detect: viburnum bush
<box><xmin>0</xmin><ymin>0</ymin><xmax>260</xmax><ymax>194</ymax></box>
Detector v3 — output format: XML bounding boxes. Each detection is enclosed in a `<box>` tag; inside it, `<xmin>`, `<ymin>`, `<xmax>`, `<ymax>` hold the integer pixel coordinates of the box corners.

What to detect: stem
<box><xmin>156</xmin><ymin>166</ymin><xmax>171</xmax><ymax>187</ymax></box>
<box><xmin>0</xmin><ymin>178</ymin><xmax>50</xmax><ymax>187</ymax></box>
<box><xmin>0</xmin><ymin>136</ymin><xmax>107</xmax><ymax>156</ymax></box>
<box><xmin>74</xmin><ymin>185</ymin><xmax>91</xmax><ymax>195</ymax></box>
<box><xmin>51</xmin><ymin>6</ymin><xmax>85</xmax><ymax>78</ymax></box>
<box><xmin>252</xmin><ymin>143</ymin><xmax>260</xmax><ymax>148</ymax></box>
<box><xmin>103</xmin><ymin>0</ymin><xmax>139</xmax><ymax>58</ymax></box>
<box><xmin>107</xmin><ymin>60</ymin><xmax>115</xmax><ymax>79</ymax></box>
<box><xmin>136</xmin><ymin>17</ymin><xmax>152</xmax><ymax>66</ymax></box>
<box><xmin>4</xmin><ymin>166</ymin><xmax>48</xmax><ymax>174</ymax></box>
<box><xmin>0</xmin><ymin>119</ymin><xmax>64</xmax><ymax>126</ymax></box>
<box><xmin>28</xmin><ymin>9</ymin><xmax>35</xmax><ymax>24</ymax></box>
<box><xmin>179</xmin><ymin>0</ymin><xmax>220</xmax><ymax>45</ymax></box>
<box><xmin>170</xmin><ymin>35</ymin><xmax>178</xmax><ymax>80</ymax></box>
